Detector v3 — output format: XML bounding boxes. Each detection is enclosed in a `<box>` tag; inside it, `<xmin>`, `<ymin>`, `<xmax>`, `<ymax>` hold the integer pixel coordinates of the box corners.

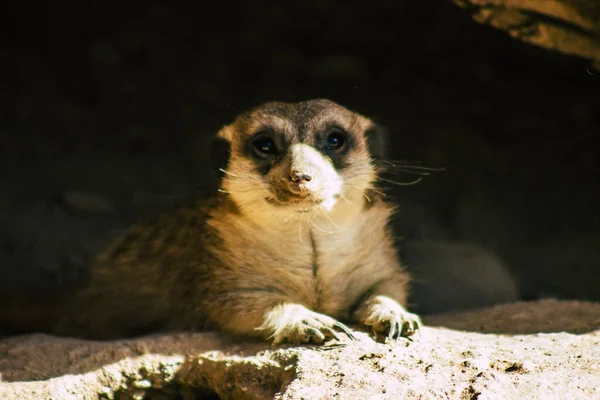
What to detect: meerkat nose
<box><xmin>290</xmin><ymin>172</ymin><xmax>313</xmax><ymax>184</ymax></box>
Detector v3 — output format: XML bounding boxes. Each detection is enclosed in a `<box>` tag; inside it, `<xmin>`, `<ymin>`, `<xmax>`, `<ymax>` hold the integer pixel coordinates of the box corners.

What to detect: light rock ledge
<box><xmin>1</xmin><ymin>299</ymin><xmax>599</xmax><ymax>399</ymax></box>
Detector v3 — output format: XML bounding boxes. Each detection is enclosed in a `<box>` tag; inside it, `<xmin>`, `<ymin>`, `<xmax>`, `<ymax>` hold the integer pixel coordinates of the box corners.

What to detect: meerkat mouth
<box><xmin>265</xmin><ymin>192</ymin><xmax>341</xmax><ymax>213</ymax></box>
<box><xmin>265</xmin><ymin>195</ymin><xmax>324</xmax><ymax>206</ymax></box>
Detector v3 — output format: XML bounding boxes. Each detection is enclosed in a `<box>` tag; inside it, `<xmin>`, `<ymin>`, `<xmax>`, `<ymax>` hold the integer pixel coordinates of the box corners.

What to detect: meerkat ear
<box><xmin>209</xmin><ymin>131</ymin><xmax>232</xmax><ymax>181</ymax></box>
<box><xmin>364</xmin><ymin>123</ymin><xmax>389</xmax><ymax>161</ymax></box>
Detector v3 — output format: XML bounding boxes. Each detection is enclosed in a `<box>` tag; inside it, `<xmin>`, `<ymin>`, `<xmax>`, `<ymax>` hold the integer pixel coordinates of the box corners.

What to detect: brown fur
<box><xmin>50</xmin><ymin>99</ymin><xmax>421</xmax><ymax>343</ymax></box>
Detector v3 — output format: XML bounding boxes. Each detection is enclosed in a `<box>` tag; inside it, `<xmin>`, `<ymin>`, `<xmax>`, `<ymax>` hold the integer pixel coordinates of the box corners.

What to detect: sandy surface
<box><xmin>1</xmin><ymin>299</ymin><xmax>599</xmax><ymax>399</ymax></box>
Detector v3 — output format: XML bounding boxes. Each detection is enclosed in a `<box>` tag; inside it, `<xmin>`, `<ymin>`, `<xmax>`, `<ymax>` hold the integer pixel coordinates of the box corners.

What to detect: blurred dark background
<box><xmin>1</xmin><ymin>1</ymin><xmax>599</xmax><ymax>312</ymax></box>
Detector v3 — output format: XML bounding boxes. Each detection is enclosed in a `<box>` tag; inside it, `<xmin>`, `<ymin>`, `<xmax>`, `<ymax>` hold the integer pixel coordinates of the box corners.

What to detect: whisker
<box><xmin>368</xmin><ymin>187</ymin><xmax>386</xmax><ymax>196</ymax></box>
<box><xmin>378</xmin><ymin>160</ymin><xmax>445</xmax><ymax>171</ymax></box>
<box><xmin>379</xmin><ymin>161</ymin><xmax>445</xmax><ymax>171</ymax></box>
<box><xmin>218</xmin><ymin>168</ymin><xmax>262</xmax><ymax>180</ymax></box>
<box><xmin>307</xmin><ymin>219</ymin><xmax>336</xmax><ymax>234</ymax></box>
<box><xmin>385</xmin><ymin>165</ymin><xmax>444</xmax><ymax>172</ymax></box>
<box><xmin>321</xmin><ymin>210</ymin><xmax>342</xmax><ymax>229</ymax></box>
<box><xmin>378</xmin><ymin>168</ymin><xmax>432</xmax><ymax>176</ymax></box>
<box><xmin>343</xmin><ymin>183</ymin><xmax>386</xmax><ymax>197</ymax></box>
<box><xmin>380</xmin><ymin>159</ymin><xmax>421</xmax><ymax>164</ymax></box>
<box><xmin>340</xmin><ymin>195</ymin><xmax>361</xmax><ymax>212</ymax></box>
<box><xmin>217</xmin><ymin>187</ymin><xmax>266</xmax><ymax>195</ymax></box>
<box><xmin>377</xmin><ymin>177</ymin><xmax>423</xmax><ymax>186</ymax></box>
<box><xmin>310</xmin><ymin>212</ymin><xmax>348</xmax><ymax>234</ymax></box>
<box><xmin>342</xmin><ymin>172</ymin><xmax>377</xmax><ymax>181</ymax></box>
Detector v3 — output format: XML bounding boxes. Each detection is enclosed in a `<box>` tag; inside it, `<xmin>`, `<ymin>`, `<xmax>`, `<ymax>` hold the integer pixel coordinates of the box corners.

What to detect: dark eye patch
<box><xmin>320</xmin><ymin>125</ymin><xmax>353</xmax><ymax>169</ymax></box>
<box><xmin>325</xmin><ymin>128</ymin><xmax>348</xmax><ymax>152</ymax></box>
<box><xmin>252</xmin><ymin>133</ymin><xmax>278</xmax><ymax>157</ymax></box>
<box><xmin>246</xmin><ymin>129</ymin><xmax>286</xmax><ymax>175</ymax></box>
<box><xmin>247</xmin><ymin>129</ymin><xmax>282</xmax><ymax>158</ymax></box>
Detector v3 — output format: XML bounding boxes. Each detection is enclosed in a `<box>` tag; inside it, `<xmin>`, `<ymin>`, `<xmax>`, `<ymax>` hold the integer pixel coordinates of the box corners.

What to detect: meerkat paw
<box><xmin>259</xmin><ymin>303</ymin><xmax>355</xmax><ymax>345</ymax></box>
<box><xmin>362</xmin><ymin>295</ymin><xmax>421</xmax><ymax>342</ymax></box>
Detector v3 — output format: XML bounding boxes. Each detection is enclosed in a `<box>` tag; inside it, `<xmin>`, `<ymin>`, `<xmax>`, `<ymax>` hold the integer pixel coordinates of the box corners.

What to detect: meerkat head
<box><xmin>211</xmin><ymin>99</ymin><xmax>386</xmax><ymax>221</ymax></box>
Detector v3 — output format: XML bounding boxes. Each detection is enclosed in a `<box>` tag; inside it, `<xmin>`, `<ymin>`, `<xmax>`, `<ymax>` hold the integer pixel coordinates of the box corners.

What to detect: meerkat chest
<box><xmin>259</xmin><ymin>217</ymin><xmax>366</xmax><ymax>276</ymax></box>
<box><xmin>310</xmin><ymin>207</ymin><xmax>393</xmax><ymax>315</ymax></box>
<box><xmin>312</xmin><ymin>226</ymin><xmax>362</xmax><ymax>276</ymax></box>
<box><xmin>219</xmin><ymin>207</ymin><xmax>390</xmax><ymax>314</ymax></box>
<box><xmin>269</xmin><ymin>222</ymin><xmax>371</xmax><ymax>313</ymax></box>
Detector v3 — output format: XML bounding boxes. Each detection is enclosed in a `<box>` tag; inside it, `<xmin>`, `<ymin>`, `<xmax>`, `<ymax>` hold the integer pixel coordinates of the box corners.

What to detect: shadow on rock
<box><xmin>424</xmin><ymin>298</ymin><xmax>600</xmax><ymax>335</ymax></box>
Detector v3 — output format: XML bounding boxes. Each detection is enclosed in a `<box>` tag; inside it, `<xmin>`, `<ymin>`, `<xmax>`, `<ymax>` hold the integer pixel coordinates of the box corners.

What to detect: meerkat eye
<box><xmin>325</xmin><ymin>129</ymin><xmax>347</xmax><ymax>151</ymax></box>
<box><xmin>252</xmin><ymin>134</ymin><xmax>277</xmax><ymax>157</ymax></box>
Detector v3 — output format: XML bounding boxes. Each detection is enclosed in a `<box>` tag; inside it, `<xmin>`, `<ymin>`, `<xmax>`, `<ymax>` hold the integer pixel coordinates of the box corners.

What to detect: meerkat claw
<box><xmin>333</xmin><ymin>322</ymin><xmax>356</xmax><ymax>340</ymax></box>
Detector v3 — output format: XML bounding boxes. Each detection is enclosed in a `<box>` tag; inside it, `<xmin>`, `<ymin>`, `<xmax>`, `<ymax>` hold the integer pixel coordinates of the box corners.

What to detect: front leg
<box><xmin>202</xmin><ymin>292</ymin><xmax>354</xmax><ymax>345</ymax></box>
<box><xmin>354</xmin><ymin>278</ymin><xmax>422</xmax><ymax>342</ymax></box>
<box><xmin>259</xmin><ymin>303</ymin><xmax>355</xmax><ymax>345</ymax></box>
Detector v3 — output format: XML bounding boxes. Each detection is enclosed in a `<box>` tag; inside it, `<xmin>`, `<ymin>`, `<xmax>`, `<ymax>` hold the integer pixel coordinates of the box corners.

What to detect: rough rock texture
<box><xmin>453</xmin><ymin>0</ymin><xmax>600</xmax><ymax>68</ymax></box>
<box><xmin>2</xmin><ymin>299</ymin><xmax>600</xmax><ymax>399</ymax></box>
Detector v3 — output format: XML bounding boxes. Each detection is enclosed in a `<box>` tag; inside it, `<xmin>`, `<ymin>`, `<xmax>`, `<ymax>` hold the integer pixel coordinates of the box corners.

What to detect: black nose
<box><xmin>290</xmin><ymin>173</ymin><xmax>312</xmax><ymax>184</ymax></box>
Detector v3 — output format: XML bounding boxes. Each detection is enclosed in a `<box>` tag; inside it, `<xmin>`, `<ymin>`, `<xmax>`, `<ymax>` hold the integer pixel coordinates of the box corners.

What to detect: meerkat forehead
<box><xmin>220</xmin><ymin>99</ymin><xmax>374</xmax><ymax>145</ymax></box>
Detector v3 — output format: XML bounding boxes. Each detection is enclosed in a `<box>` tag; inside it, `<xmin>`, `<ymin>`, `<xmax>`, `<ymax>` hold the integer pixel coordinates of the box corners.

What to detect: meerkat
<box><xmin>49</xmin><ymin>99</ymin><xmax>421</xmax><ymax>344</ymax></box>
